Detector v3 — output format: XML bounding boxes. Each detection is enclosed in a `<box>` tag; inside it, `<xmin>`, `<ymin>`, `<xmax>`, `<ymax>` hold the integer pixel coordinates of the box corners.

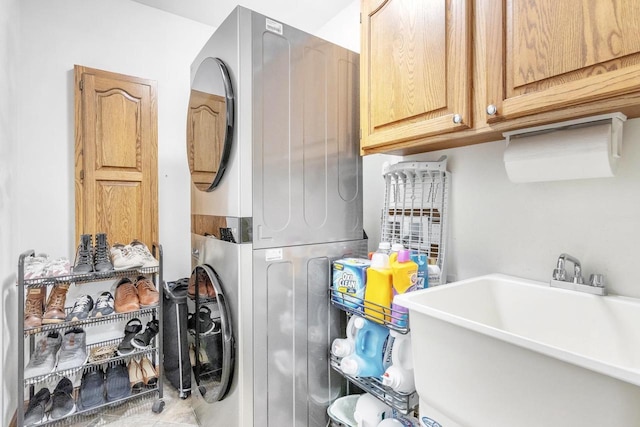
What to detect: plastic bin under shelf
<box><xmin>330</xmin><ymin>354</ymin><xmax>418</xmax><ymax>415</ymax></box>
<box><xmin>329</xmin><ymin>286</ymin><xmax>410</xmax><ymax>334</ymax></box>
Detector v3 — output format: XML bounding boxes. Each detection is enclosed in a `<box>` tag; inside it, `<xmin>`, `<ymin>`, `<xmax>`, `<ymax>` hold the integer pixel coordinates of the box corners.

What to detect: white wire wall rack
<box><xmin>380</xmin><ymin>157</ymin><xmax>449</xmax><ymax>286</ymax></box>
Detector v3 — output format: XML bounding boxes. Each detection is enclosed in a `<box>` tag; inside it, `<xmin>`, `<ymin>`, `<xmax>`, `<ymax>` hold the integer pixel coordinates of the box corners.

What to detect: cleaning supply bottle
<box><xmin>353</xmin><ymin>393</ymin><xmax>394</xmax><ymax>427</ymax></box>
<box><xmin>364</xmin><ymin>253</ymin><xmax>393</xmax><ymax>323</ymax></box>
<box><xmin>340</xmin><ymin>317</ymin><xmax>393</xmax><ymax>378</ymax></box>
<box><xmin>390</xmin><ymin>243</ymin><xmax>405</xmax><ymax>259</ymax></box>
<box><xmin>377</xmin><ymin>241</ymin><xmax>391</xmax><ymax>255</ymax></box>
<box><xmin>390</xmin><ymin>249</ymin><xmax>418</xmax><ymax>327</ymax></box>
<box><xmin>382</xmin><ymin>331</ymin><xmax>415</xmax><ymax>393</ymax></box>
<box><xmin>331</xmin><ymin>315</ymin><xmax>361</xmax><ymax>358</ymax></box>
<box><xmin>410</xmin><ymin>252</ymin><xmax>428</xmax><ymax>289</ymax></box>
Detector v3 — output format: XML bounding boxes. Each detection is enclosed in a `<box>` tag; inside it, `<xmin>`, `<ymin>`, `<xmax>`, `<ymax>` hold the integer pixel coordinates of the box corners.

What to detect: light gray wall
<box><xmin>1</xmin><ymin>0</ymin><xmax>19</xmax><ymax>422</ymax></box>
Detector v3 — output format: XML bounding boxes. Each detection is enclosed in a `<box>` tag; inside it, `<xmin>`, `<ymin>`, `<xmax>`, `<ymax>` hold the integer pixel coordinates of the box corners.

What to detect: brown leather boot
<box><xmin>25</xmin><ymin>287</ymin><xmax>46</xmax><ymax>328</ymax></box>
<box><xmin>43</xmin><ymin>283</ymin><xmax>69</xmax><ymax>324</ymax></box>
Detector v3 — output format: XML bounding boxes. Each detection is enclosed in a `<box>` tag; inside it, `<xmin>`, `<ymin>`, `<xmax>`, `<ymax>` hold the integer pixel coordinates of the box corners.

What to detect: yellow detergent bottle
<box><xmin>364</xmin><ymin>253</ymin><xmax>393</xmax><ymax>323</ymax></box>
<box><xmin>391</xmin><ymin>249</ymin><xmax>418</xmax><ymax>327</ymax></box>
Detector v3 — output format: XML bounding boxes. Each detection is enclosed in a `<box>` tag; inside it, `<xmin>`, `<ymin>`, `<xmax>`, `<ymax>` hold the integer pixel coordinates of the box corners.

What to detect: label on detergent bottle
<box><xmin>421</xmin><ymin>416</ymin><xmax>443</xmax><ymax>427</ymax></box>
<box><xmin>381</xmin><ymin>334</ymin><xmax>396</xmax><ymax>370</ymax></box>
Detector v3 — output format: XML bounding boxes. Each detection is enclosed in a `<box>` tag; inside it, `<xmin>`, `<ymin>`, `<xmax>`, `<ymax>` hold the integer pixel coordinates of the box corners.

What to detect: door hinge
<box><xmin>79</xmin><ymin>80</ymin><xmax>84</xmax><ymax>91</ymax></box>
<box><xmin>360</xmin><ymin>13</ymin><xmax>362</xmax><ymax>24</ymax></box>
<box><xmin>79</xmin><ymin>170</ymin><xmax>84</xmax><ymax>182</ymax></box>
<box><xmin>359</xmin><ymin>128</ymin><xmax>362</xmax><ymax>140</ymax></box>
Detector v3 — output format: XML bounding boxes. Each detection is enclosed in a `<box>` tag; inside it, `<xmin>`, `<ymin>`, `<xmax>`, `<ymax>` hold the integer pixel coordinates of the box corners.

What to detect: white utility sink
<box><xmin>395</xmin><ymin>274</ymin><xmax>640</xmax><ymax>427</ymax></box>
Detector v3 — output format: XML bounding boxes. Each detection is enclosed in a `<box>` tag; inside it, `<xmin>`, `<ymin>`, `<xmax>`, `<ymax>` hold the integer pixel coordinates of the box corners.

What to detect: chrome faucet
<box><xmin>550</xmin><ymin>253</ymin><xmax>606</xmax><ymax>295</ymax></box>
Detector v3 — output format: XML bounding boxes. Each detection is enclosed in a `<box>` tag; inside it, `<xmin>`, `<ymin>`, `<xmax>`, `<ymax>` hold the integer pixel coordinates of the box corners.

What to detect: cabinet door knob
<box><xmin>453</xmin><ymin>114</ymin><xmax>462</xmax><ymax>124</ymax></box>
<box><xmin>486</xmin><ymin>104</ymin><xmax>497</xmax><ymax>115</ymax></box>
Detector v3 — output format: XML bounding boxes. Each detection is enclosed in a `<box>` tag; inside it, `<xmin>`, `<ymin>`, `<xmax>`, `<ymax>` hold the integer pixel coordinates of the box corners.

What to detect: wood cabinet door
<box><xmin>74</xmin><ymin>66</ymin><xmax>158</xmax><ymax>250</ymax></box>
<box><xmin>360</xmin><ymin>0</ymin><xmax>471</xmax><ymax>149</ymax></box>
<box><xmin>486</xmin><ymin>0</ymin><xmax>640</xmax><ymax>122</ymax></box>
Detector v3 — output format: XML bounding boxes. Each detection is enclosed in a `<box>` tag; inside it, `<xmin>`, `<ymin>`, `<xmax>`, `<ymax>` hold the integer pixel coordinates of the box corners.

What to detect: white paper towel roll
<box><xmin>503</xmin><ymin>118</ymin><xmax>623</xmax><ymax>183</ymax></box>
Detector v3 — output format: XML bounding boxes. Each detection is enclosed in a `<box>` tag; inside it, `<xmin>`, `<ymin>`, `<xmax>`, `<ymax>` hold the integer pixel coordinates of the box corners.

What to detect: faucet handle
<box><xmin>552</xmin><ymin>268</ymin><xmax>566</xmax><ymax>281</ymax></box>
<box><xmin>589</xmin><ymin>274</ymin><xmax>605</xmax><ymax>288</ymax></box>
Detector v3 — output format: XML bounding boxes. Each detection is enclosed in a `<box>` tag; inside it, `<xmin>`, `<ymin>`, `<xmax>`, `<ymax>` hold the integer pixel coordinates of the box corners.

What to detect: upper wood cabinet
<box><xmin>486</xmin><ymin>0</ymin><xmax>640</xmax><ymax>122</ymax></box>
<box><xmin>360</xmin><ymin>0</ymin><xmax>471</xmax><ymax>150</ymax></box>
<box><xmin>362</xmin><ymin>0</ymin><xmax>640</xmax><ymax>155</ymax></box>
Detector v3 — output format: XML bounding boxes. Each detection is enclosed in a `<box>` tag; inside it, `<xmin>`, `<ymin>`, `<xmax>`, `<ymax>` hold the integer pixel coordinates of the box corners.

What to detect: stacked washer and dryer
<box><xmin>186</xmin><ymin>7</ymin><xmax>366</xmax><ymax>427</ymax></box>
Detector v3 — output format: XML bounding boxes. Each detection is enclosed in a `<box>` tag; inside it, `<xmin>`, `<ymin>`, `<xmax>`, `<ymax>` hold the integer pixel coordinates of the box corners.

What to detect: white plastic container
<box><xmin>353</xmin><ymin>393</ymin><xmax>393</xmax><ymax>427</ymax></box>
<box><xmin>381</xmin><ymin>331</ymin><xmax>415</xmax><ymax>393</ymax></box>
<box><xmin>331</xmin><ymin>315</ymin><xmax>361</xmax><ymax>358</ymax></box>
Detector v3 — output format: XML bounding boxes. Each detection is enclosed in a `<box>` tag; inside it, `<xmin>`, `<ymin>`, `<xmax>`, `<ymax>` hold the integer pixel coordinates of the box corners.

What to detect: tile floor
<box><xmin>64</xmin><ymin>385</ymin><xmax>198</xmax><ymax>427</ymax></box>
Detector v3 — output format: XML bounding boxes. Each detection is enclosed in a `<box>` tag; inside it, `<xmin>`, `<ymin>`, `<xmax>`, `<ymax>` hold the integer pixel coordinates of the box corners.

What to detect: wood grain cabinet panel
<box><xmin>487</xmin><ymin>0</ymin><xmax>640</xmax><ymax>121</ymax></box>
<box><xmin>360</xmin><ymin>0</ymin><xmax>471</xmax><ymax>149</ymax></box>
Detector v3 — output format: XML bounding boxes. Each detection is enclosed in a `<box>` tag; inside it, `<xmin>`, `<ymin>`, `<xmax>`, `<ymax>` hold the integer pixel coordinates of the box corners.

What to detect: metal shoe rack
<box><xmin>16</xmin><ymin>243</ymin><xmax>165</xmax><ymax>426</ymax></box>
<box><xmin>328</xmin><ymin>158</ymin><xmax>450</xmax><ymax>425</ymax></box>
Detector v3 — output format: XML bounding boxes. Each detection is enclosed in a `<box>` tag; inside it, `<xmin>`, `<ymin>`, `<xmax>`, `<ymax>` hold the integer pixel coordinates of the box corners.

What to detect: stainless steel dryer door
<box><xmin>189</xmin><ymin>264</ymin><xmax>235</xmax><ymax>403</ymax></box>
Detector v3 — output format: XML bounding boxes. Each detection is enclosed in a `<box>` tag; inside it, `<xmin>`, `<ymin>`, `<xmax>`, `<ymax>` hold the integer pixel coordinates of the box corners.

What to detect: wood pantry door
<box><xmin>74</xmin><ymin>65</ymin><xmax>158</xmax><ymax>250</ymax></box>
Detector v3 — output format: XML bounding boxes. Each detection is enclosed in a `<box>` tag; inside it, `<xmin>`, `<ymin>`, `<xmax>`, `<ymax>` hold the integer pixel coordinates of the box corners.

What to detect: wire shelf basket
<box><xmin>380</xmin><ymin>157</ymin><xmax>449</xmax><ymax>286</ymax></box>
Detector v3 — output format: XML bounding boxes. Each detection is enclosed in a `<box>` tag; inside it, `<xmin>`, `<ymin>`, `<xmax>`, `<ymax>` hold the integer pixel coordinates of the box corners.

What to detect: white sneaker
<box><xmin>110</xmin><ymin>244</ymin><xmax>143</xmax><ymax>271</ymax></box>
<box><xmin>129</xmin><ymin>240</ymin><xmax>159</xmax><ymax>268</ymax></box>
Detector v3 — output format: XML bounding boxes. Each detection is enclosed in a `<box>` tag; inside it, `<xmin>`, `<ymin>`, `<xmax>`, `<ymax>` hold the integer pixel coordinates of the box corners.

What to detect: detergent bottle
<box><xmin>410</xmin><ymin>252</ymin><xmax>428</xmax><ymax>289</ymax></box>
<box><xmin>364</xmin><ymin>253</ymin><xmax>393</xmax><ymax>323</ymax></box>
<box><xmin>353</xmin><ymin>393</ymin><xmax>394</xmax><ymax>427</ymax></box>
<box><xmin>331</xmin><ymin>314</ymin><xmax>361</xmax><ymax>358</ymax></box>
<box><xmin>377</xmin><ymin>241</ymin><xmax>391</xmax><ymax>255</ymax></box>
<box><xmin>381</xmin><ymin>331</ymin><xmax>415</xmax><ymax>393</ymax></box>
<box><xmin>390</xmin><ymin>250</ymin><xmax>418</xmax><ymax>327</ymax></box>
<box><xmin>340</xmin><ymin>317</ymin><xmax>393</xmax><ymax>378</ymax></box>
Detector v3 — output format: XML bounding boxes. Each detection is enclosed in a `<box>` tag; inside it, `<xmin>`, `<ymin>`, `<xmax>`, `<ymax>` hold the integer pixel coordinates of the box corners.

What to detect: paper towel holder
<box><xmin>502</xmin><ymin>112</ymin><xmax>627</xmax><ymax>183</ymax></box>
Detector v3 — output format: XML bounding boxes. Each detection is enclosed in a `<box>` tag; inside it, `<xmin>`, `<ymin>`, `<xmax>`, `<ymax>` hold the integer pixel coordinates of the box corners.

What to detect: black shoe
<box><xmin>74</xmin><ymin>234</ymin><xmax>94</xmax><ymax>274</ymax></box>
<box><xmin>117</xmin><ymin>318</ymin><xmax>143</xmax><ymax>356</ymax></box>
<box><xmin>131</xmin><ymin>319</ymin><xmax>159</xmax><ymax>349</ymax></box>
<box><xmin>105</xmin><ymin>362</ymin><xmax>131</xmax><ymax>402</ymax></box>
<box><xmin>66</xmin><ymin>295</ymin><xmax>94</xmax><ymax>321</ymax></box>
<box><xmin>49</xmin><ymin>377</ymin><xmax>76</xmax><ymax>420</ymax></box>
<box><xmin>187</xmin><ymin>306</ymin><xmax>216</xmax><ymax>335</ymax></box>
<box><xmin>24</xmin><ymin>387</ymin><xmax>50</xmax><ymax>425</ymax></box>
<box><xmin>77</xmin><ymin>369</ymin><xmax>105</xmax><ymax>410</ymax></box>
<box><xmin>94</xmin><ymin>233</ymin><xmax>114</xmax><ymax>272</ymax></box>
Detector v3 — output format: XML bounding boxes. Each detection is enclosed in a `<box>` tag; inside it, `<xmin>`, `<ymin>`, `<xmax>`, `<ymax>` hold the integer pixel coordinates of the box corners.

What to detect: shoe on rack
<box><xmin>23</xmin><ymin>255</ymin><xmax>49</xmax><ymax>280</ymax></box>
<box><xmin>187</xmin><ymin>306</ymin><xmax>216</xmax><ymax>335</ymax></box>
<box><xmin>25</xmin><ymin>332</ymin><xmax>62</xmax><ymax>378</ymax></box>
<box><xmin>129</xmin><ymin>240</ymin><xmax>159</xmax><ymax>269</ymax></box>
<box><xmin>110</xmin><ymin>243</ymin><xmax>143</xmax><ymax>271</ymax></box>
<box><xmin>92</xmin><ymin>291</ymin><xmax>115</xmax><ymax>317</ymax></box>
<box><xmin>93</xmin><ymin>232</ymin><xmax>114</xmax><ymax>272</ymax></box>
<box><xmin>77</xmin><ymin>369</ymin><xmax>105</xmax><ymax>410</ymax></box>
<box><xmin>49</xmin><ymin>377</ymin><xmax>76</xmax><ymax>420</ymax></box>
<box><xmin>139</xmin><ymin>355</ymin><xmax>158</xmax><ymax>386</ymax></box>
<box><xmin>23</xmin><ymin>386</ymin><xmax>51</xmax><ymax>425</ymax></box>
<box><xmin>189</xmin><ymin>343</ymin><xmax>214</xmax><ymax>375</ymax></box>
<box><xmin>134</xmin><ymin>275</ymin><xmax>159</xmax><ymax>307</ymax></box>
<box><xmin>73</xmin><ymin>234</ymin><xmax>94</xmax><ymax>274</ymax></box>
<box><xmin>114</xmin><ymin>277</ymin><xmax>140</xmax><ymax>313</ymax></box>
<box><xmin>131</xmin><ymin>319</ymin><xmax>159</xmax><ymax>349</ymax></box>
<box><xmin>66</xmin><ymin>295</ymin><xmax>94</xmax><ymax>322</ymax></box>
<box><xmin>105</xmin><ymin>362</ymin><xmax>131</xmax><ymax>402</ymax></box>
<box><xmin>55</xmin><ymin>328</ymin><xmax>88</xmax><ymax>372</ymax></box>
<box><xmin>117</xmin><ymin>318</ymin><xmax>143</xmax><ymax>356</ymax></box>
<box><xmin>42</xmin><ymin>283</ymin><xmax>69</xmax><ymax>324</ymax></box>
<box><xmin>127</xmin><ymin>359</ymin><xmax>144</xmax><ymax>392</ymax></box>
<box><xmin>43</xmin><ymin>257</ymin><xmax>72</xmax><ymax>278</ymax></box>
<box><xmin>25</xmin><ymin>287</ymin><xmax>46</xmax><ymax>329</ymax></box>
